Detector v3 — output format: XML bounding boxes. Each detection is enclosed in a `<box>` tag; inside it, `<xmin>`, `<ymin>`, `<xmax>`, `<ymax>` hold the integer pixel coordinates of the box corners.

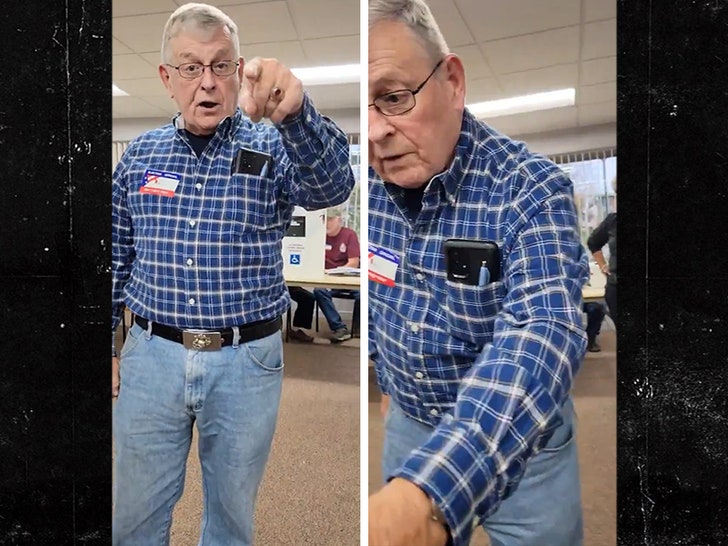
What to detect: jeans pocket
<box><xmin>540</xmin><ymin>399</ymin><xmax>576</xmax><ymax>455</ymax></box>
<box><xmin>540</xmin><ymin>421</ymin><xmax>574</xmax><ymax>454</ymax></box>
<box><xmin>120</xmin><ymin>323</ymin><xmax>143</xmax><ymax>360</ymax></box>
<box><xmin>244</xmin><ymin>331</ymin><xmax>284</xmax><ymax>372</ymax></box>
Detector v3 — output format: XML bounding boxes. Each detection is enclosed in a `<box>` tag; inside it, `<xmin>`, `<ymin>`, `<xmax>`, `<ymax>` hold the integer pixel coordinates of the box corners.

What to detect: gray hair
<box><xmin>369</xmin><ymin>0</ymin><xmax>449</xmax><ymax>63</ymax></box>
<box><xmin>160</xmin><ymin>3</ymin><xmax>240</xmax><ymax>64</ymax></box>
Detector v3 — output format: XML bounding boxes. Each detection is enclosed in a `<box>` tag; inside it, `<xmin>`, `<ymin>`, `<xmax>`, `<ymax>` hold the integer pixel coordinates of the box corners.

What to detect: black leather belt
<box><xmin>133</xmin><ymin>315</ymin><xmax>282</xmax><ymax>351</ymax></box>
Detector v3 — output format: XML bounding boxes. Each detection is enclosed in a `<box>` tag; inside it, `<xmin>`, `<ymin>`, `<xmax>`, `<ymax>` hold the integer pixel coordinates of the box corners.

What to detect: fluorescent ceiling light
<box><xmin>112</xmin><ymin>83</ymin><xmax>128</xmax><ymax>97</ymax></box>
<box><xmin>467</xmin><ymin>88</ymin><xmax>575</xmax><ymax>119</ymax></box>
<box><xmin>291</xmin><ymin>64</ymin><xmax>360</xmax><ymax>86</ymax></box>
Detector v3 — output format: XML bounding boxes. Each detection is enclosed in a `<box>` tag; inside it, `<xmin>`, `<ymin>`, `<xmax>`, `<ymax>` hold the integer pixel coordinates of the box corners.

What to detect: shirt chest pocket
<box><xmin>443</xmin><ymin>280</ymin><xmax>506</xmax><ymax>347</ymax></box>
<box><xmin>223</xmin><ymin>174</ymin><xmax>277</xmax><ymax>230</ymax></box>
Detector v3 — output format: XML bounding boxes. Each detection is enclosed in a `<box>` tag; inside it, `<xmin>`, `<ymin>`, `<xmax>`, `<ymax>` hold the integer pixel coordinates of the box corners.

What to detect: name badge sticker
<box><xmin>368</xmin><ymin>244</ymin><xmax>400</xmax><ymax>287</ymax></box>
<box><xmin>140</xmin><ymin>169</ymin><xmax>181</xmax><ymax>197</ymax></box>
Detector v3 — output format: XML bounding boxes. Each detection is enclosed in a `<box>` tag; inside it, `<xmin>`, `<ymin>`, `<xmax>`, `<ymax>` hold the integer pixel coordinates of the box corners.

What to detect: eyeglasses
<box><xmin>164</xmin><ymin>60</ymin><xmax>239</xmax><ymax>80</ymax></box>
<box><xmin>369</xmin><ymin>59</ymin><xmax>444</xmax><ymax>116</ymax></box>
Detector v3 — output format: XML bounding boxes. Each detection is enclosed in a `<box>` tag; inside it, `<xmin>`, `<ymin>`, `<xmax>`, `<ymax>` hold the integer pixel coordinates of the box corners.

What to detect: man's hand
<box><xmin>239</xmin><ymin>57</ymin><xmax>304</xmax><ymax>124</ymax></box>
<box><xmin>368</xmin><ymin>478</ymin><xmax>449</xmax><ymax>546</ymax></box>
<box><xmin>112</xmin><ymin>356</ymin><xmax>120</xmax><ymax>399</ymax></box>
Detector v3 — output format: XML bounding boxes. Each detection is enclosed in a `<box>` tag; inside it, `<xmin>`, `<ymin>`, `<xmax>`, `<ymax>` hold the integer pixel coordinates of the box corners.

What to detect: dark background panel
<box><xmin>0</xmin><ymin>0</ymin><xmax>111</xmax><ymax>543</ymax></box>
<box><xmin>619</xmin><ymin>0</ymin><xmax>728</xmax><ymax>544</ymax></box>
<box><xmin>0</xmin><ymin>278</ymin><xmax>76</xmax><ymax>543</ymax></box>
<box><xmin>0</xmin><ymin>3</ymin><xmax>71</xmax><ymax>277</ymax></box>
<box><xmin>617</xmin><ymin>0</ymin><xmax>651</xmax><ymax>542</ymax></box>
<box><xmin>645</xmin><ymin>2</ymin><xmax>728</xmax><ymax>278</ymax></box>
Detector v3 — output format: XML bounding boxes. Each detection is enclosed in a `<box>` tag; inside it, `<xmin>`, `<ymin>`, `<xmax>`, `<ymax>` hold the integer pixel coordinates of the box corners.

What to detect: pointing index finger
<box><xmin>243</xmin><ymin>57</ymin><xmax>262</xmax><ymax>82</ymax></box>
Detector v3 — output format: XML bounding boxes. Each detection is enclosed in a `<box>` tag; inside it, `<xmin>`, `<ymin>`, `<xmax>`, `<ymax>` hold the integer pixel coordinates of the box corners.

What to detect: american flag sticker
<box><xmin>368</xmin><ymin>244</ymin><xmax>400</xmax><ymax>287</ymax></box>
<box><xmin>140</xmin><ymin>169</ymin><xmax>181</xmax><ymax>197</ymax></box>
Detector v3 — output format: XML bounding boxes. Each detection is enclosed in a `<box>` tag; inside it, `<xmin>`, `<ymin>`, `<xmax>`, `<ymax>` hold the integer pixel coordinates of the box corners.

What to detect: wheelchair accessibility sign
<box><xmin>289</xmin><ymin>253</ymin><xmax>301</xmax><ymax>265</ymax></box>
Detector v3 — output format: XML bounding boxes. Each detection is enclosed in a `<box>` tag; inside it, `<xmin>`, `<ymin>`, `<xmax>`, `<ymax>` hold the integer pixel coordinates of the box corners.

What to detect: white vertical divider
<box><xmin>359</xmin><ymin>0</ymin><xmax>370</xmax><ymax>543</ymax></box>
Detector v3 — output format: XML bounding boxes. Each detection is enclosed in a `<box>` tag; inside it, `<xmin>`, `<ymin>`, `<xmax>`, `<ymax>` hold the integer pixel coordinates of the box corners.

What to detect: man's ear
<box><xmin>158</xmin><ymin>64</ymin><xmax>174</xmax><ymax>98</ymax></box>
<box><xmin>442</xmin><ymin>54</ymin><xmax>466</xmax><ymax>107</ymax></box>
<box><xmin>237</xmin><ymin>56</ymin><xmax>245</xmax><ymax>88</ymax></box>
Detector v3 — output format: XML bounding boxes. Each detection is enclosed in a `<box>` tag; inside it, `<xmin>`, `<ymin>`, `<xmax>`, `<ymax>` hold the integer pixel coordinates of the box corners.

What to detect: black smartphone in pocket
<box><xmin>232</xmin><ymin>147</ymin><xmax>273</xmax><ymax>177</ymax></box>
<box><xmin>443</xmin><ymin>239</ymin><xmax>500</xmax><ymax>286</ymax></box>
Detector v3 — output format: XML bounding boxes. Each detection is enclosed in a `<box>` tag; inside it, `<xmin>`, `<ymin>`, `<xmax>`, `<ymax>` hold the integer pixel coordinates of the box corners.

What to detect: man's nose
<box><xmin>199</xmin><ymin>66</ymin><xmax>217</xmax><ymax>89</ymax></box>
<box><xmin>368</xmin><ymin>107</ymin><xmax>395</xmax><ymax>143</ymax></box>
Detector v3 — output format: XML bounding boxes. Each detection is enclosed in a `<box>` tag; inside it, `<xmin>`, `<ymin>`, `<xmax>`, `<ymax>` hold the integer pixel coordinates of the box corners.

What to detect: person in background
<box><xmin>587</xmin><ymin>176</ymin><xmax>617</xmax><ymax>321</ymax></box>
<box><xmin>367</xmin><ymin>1</ymin><xmax>589</xmax><ymax>544</ymax></box>
<box><xmin>111</xmin><ymin>4</ymin><xmax>354</xmax><ymax>544</ymax></box>
<box><xmin>584</xmin><ymin>301</ymin><xmax>606</xmax><ymax>352</ymax></box>
<box><xmin>313</xmin><ymin>206</ymin><xmax>361</xmax><ymax>343</ymax></box>
<box><xmin>287</xmin><ymin>286</ymin><xmax>317</xmax><ymax>342</ymax></box>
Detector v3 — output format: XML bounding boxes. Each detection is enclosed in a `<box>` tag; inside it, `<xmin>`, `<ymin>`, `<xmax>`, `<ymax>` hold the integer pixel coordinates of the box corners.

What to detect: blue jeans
<box><xmin>584</xmin><ymin>302</ymin><xmax>606</xmax><ymax>341</ymax></box>
<box><xmin>113</xmin><ymin>322</ymin><xmax>284</xmax><ymax>546</ymax></box>
<box><xmin>382</xmin><ymin>397</ymin><xmax>583</xmax><ymax>546</ymax></box>
<box><xmin>313</xmin><ymin>288</ymin><xmax>359</xmax><ymax>331</ymax></box>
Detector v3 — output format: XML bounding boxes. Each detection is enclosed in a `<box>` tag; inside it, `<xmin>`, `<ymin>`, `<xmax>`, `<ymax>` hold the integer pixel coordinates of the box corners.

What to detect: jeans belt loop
<box><xmin>144</xmin><ymin>319</ymin><xmax>153</xmax><ymax>340</ymax></box>
<box><xmin>232</xmin><ymin>325</ymin><xmax>241</xmax><ymax>349</ymax></box>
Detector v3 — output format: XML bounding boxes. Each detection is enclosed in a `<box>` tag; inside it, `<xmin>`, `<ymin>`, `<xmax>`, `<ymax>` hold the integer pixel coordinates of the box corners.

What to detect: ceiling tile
<box><xmin>578</xmin><ymin>101</ymin><xmax>616</xmax><ymax>126</ymax></box>
<box><xmin>453</xmin><ymin>44</ymin><xmax>495</xmax><ymax>80</ymax></box>
<box><xmin>113</xmin><ymin>0</ymin><xmax>178</xmax><ymax>18</ymax></box>
<box><xmin>427</xmin><ymin>0</ymin><xmax>475</xmax><ymax>48</ymax></box>
<box><xmin>239</xmin><ymin>41</ymin><xmax>308</xmax><ymax>67</ymax></box>
<box><xmin>582</xmin><ymin>19</ymin><xmax>616</xmax><ymax>60</ymax></box>
<box><xmin>583</xmin><ymin>0</ymin><xmax>617</xmax><ymax>22</ymax></box>
<box><xmin>455</xmin><ymin>0</ymin><xmax>580</xmax><ymax>41</ymax></box>
<box><xmin>483</xmin><ymin>26</ymin><xmax>580</xmax><ymax>74</ymax></box>
<box><xmin>466</xmin><ymin>78</ymin><xmax>504</xmax><ymax>103</ymax></box>
<box><xmin>499</xmin><ymin>63</ymin><xmax>578</xmax><ymax>96</ymax></box>
<box><xmin>113</xmin><ymin>54</ymin><xmax>158</xmax><ymax>81</ymax></box>
<box><xmin>113</xmin><ymin>38</ymin><xmax>133</xmax><ymax>55</ymax></box>
<box><xmin>301</xmin><ymin>36</ymin><xmax>360</xmax><ymax>65</ymax></box>
<box><xmin>221</xmin><ymin>2</ymin><xmax>297</xmax><ymax>44</ymax></box>
<box><xmin>287</xmin><ymin>0</ymin><xmax>359</xmax><ymax>40</ymax></box>
<box><xmin>581</xmin><ymin>56</ymin><xmax>616</xmax><ymax>86</ymax></box>
<box><xmin>113</xmin><ymin>13</ymin><xmax>171</xmax><ymax>53</ymax></box>
<box><xmin>579</xmin><ymin>82</ymin><xmax>616</xmax><ymax>105</ymax></box>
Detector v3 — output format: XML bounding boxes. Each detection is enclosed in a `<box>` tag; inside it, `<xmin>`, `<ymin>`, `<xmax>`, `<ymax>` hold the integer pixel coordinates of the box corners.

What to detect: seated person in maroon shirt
<box><xmin>288</xmin><ymin>207</ymin><xmax>360</xmax><ymax>343</ymax></box>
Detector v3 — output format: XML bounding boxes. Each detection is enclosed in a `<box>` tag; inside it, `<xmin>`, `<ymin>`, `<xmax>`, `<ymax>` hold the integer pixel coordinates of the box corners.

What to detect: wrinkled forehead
<box><xmin>369</xmin><ymin>21</ymin><xmax>432</xmax><ymax>87</ymax></box>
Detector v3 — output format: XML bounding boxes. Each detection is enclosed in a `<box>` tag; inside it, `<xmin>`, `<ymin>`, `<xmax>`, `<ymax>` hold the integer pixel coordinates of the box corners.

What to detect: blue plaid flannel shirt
<box><xmin>369</xmin><ymin>109</ymin><xmax>588</xmax><ymax>545</ymax></box>
<box><xmin>112</xmin><ymin>95</ymin><xmax>354</xmax><ymax>347</ymax></box>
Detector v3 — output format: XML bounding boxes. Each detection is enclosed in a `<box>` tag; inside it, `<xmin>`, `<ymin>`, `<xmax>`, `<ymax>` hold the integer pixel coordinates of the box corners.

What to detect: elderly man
<box><xmin>367</xmin><ymin>1</ymin><xmax>589</xmax><ymax>545</ymax></box>
<box><xmin>111</xmin><ymin>3</ymin><xmax>354</xmax><ymax>544</ymax></box>
<box><xmin>313</xmin><ymin>206</ymin><xmax>361</xmax><ymax>342</ymax></box>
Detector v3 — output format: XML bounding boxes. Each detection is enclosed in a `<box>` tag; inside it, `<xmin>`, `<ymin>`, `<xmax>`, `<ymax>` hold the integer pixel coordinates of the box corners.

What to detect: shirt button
<box><xmin>195</xmin><ymin>183</ymin><xmax>202</xmax><ymax>190</ymax></box>
<box><xmin>430</xmin><ymin>408</ymin><xmax>439</xmax><ymax>416</ymax></box>
<box><xmin>186</xmin><ymin>258</ymin><xmax>194</xmax><ymax>266</ymax></box>
<box><xmin>189</xmin><ymin>220</ymin><xmax>196</xmax><ymax>227</ymax></box>
<box><xmin>188</xmin><ymin>298</ymin><xmax>196</xmax><ymax>305</ymax></box>
<box><xmin>415</xmin><ymin>273</ymin><xmax>425</xmax><ymax>282</ymax></box>
<box><xmin>410</xmin><ymin>323</ymin><xmax>420</xmax><ymax>333</ymax></box>
<box><xmin>415</xmin><ymin>371</ymin><xmax>424</xmax><ymax>379</ymax></box>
